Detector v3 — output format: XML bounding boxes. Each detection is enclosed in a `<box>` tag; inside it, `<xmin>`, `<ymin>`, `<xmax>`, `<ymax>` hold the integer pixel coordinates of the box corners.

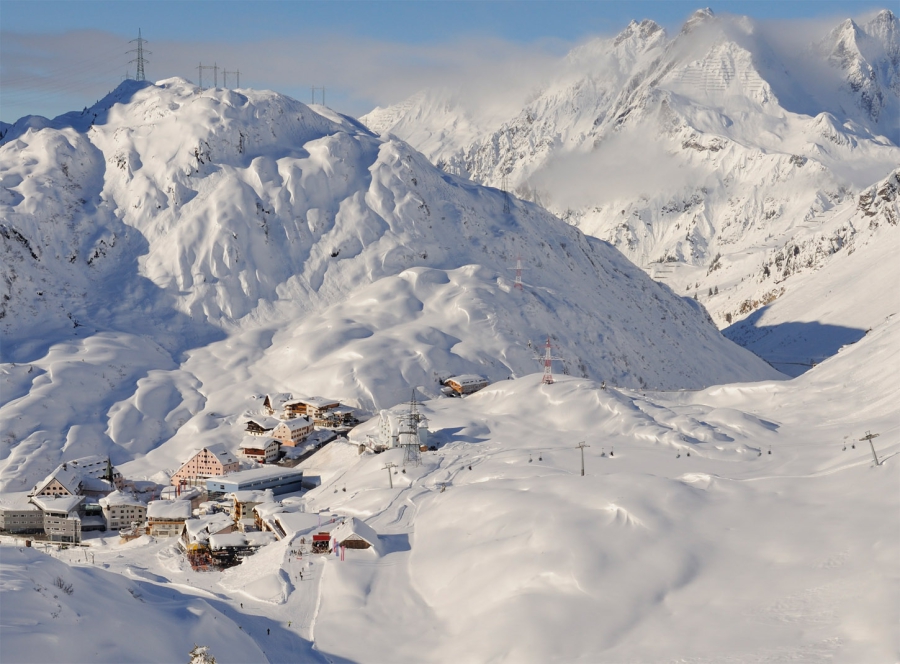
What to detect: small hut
<box><xmin>331</xmin><ymin>517</ymin><xmax>379</xmax><ymax>551</ymax></box>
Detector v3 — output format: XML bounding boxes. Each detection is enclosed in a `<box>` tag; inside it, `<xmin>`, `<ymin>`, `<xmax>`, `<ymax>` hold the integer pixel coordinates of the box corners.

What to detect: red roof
<box><xmin>312</xmin><ymin>533</ymin><xmax>331</xmax><ymax>542</ymax></box>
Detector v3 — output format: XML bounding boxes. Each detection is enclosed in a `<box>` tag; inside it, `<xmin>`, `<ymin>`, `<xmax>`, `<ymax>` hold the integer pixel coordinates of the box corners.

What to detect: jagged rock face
<box><xmin>0</xmin><ymin>79</ymin><xmax>782</xmax><ymax>490</ymax></box>
<box><xmin>360</xmin><ymin>10</ymin><xmax>900</xmax><ymax>327</ymax></box>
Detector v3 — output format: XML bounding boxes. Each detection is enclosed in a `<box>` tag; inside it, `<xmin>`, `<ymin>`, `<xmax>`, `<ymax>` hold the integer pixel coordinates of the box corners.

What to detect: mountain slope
<box><xmin>361</xmin><ymin>10</ymin><xmax>900</xmax><ymax>330</ymax></box>
<box><xmin>0</xmin><ymin>79</ymin><xmax>778</xmax><ymax>490</ymax></box>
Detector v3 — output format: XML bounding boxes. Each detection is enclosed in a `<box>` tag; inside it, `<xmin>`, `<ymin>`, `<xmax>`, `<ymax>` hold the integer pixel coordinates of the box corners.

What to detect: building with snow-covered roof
<box><xmin>206</xmin><ymin>466</ymin><xmax>304</xmax><ymax>498</ymax></box>
<box><xmin>30</xmin><ymin>463</ymin><xmax>83</xmax><ymax>497</ymax></box>
<box><xmin>331</xmin><ymin>517</ymin><xmax>380</xmax><ymax>552</ymax></box>
<box><xmin>238</xmin><ymin>436</ymin><xmax>281</xmax><ymax>464</ymax></box>
<box><xmin>244</xmin><ymin>415</ymin><xmax>280</xmax><ymax>436</ymax></box>
<box><xmin>262</xmin><ymin>393</ymin><xmax>293</xmax><ymax>417</ymax></box>
<box><xmin>283</xmin><ymin>397</ymin><xmax>341</xmax><ymax>420</ymax></box>
<box><xmin>0</xmin><ymin>495</ymin><xmax>44</xmax><ymax>534</ymax></box>
<box><xmin>146</xmin><ymin>499</ymin><xmax>193</xmax><ymax>537</ymax></box>
<box><xmin>444</xmin><ymin>374</ymin><xmax>490</xmax><ymax>395</ymax></box>
<box><xmin>31</xmin><ymin>495</ymin><xmax>85</xmax><ymax>543</ymax></box>
<box><xmin>98</xmin><ymin>491</ymin><xmax>147</xmax><ymax>531</ymax></box>
<box><xmin>271</xmin><ymin>417</ymin><xmax>314</xmax><ymax>446</ymax></box>
<box><xmin>171</xmin><ymin>443</ymin><xmax>240</xmax><ymax>488</ymax></box>
<box><xmin>68</xmin><ymin>455</ymin><xmax>125</xmax><ymax>490</ymax></box>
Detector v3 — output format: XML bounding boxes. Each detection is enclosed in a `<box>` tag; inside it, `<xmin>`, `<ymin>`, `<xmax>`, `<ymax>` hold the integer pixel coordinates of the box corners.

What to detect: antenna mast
<box><xmin>508</xmin><ymin>256</ymin><xmax>528</xmax><ymax>291</ymax></box>
<box><xmin>534</xmin><ymin>336</ymin><xmax>562</xmax><ymax>385</ymax></box>
<box><xmin>128</xmin><ymin>29</ymin><xmax>151</xmax><ymax>82</ymax></box>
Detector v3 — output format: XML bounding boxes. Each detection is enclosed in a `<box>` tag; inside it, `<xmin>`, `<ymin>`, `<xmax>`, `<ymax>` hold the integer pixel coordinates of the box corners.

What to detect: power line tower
<box><xmin>508</xmin><ymin>255</ymin><xmax>528</xmax><ymax>291</ymax></box>
<box><xmin>398</xmin><ymin>390</ymin><xmax>425</xmax><ymax>467</ymax></box>
<box><xmin>128</xmin><ymin>29</ymin><xmax>151</xmax><ymax>82</ymax></box>
<box><xmin>196</xmin><ymin>63</ymin><xmax>219</xmax><ymax>90</ymax></box>
<box><xmin>223</xmin><ymin>68</ymin><xmax>241</xmax><ymax>88</ymax></box>
<box><xmin>501</xmin><ymin>172</ymin><xmax>511</xmax><ymax>214</ymax></box>
<box><xmin>535</xmin><ymin>336</ymin><xmax>562</xmax><ymax>385</ymax></box>
<box><xmin>311</xmin><ymin>86</ymin><xmax>325</xmax><ymax>105</ymax></box>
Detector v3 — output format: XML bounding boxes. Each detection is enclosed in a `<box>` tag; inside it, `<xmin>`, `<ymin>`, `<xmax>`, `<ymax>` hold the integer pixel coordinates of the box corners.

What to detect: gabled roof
<box><xmin>331</xmin><ymin>517</ymin><xmax>379</xmax><ymax>550</ymax></box>
<box><xmin>180</xmin><ymin>443</ymin><xmax>237</xmax><ymax>467</ymax></box>
<box><xmin>284</xmin><ymin>396</ymin><xmax>341</xmax><ymax>409</ymax></box>
<box><xmin>30</xmin><ymin>463</ymin><xmax>83</xmax><ymax>496</ymax></box>
<box><xmin>239</xmin><ymin>436</ymin><xmax>279</xmax><ymax>450</ymax></box>
<box><xmin>274</xmin><ymin>417</ymin><xmax>312</xmax><ymax>432</ymax></box>
<box><xmin>244</xmin><ymin>415</ymin><xmax>280</xmax><ymax>430</ymax></box>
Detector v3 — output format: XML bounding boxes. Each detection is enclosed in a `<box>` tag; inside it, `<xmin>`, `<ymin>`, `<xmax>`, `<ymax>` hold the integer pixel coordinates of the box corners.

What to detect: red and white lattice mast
<box><xmin>536</xmin><ymin>336</ymin><xmax>562</xmax><ymax>385</ymax></box>
<box><xmin>508</xmin><ymin>256</ymin><xmax>527</xmax><ymax>290</ymax></box>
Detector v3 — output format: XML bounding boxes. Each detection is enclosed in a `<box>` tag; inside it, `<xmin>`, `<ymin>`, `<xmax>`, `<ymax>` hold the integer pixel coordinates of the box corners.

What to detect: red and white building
<box><xmin>171</xmin><ymin>444</ymin><xmax>240</xmax><ymax>488</ymax></box>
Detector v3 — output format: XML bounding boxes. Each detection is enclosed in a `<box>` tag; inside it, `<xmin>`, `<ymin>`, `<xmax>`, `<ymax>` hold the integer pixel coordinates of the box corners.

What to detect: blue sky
<box><xmin>0</xmin><ymin>0</ymin><xmax>883</xmax><ymax>122</ymax></box>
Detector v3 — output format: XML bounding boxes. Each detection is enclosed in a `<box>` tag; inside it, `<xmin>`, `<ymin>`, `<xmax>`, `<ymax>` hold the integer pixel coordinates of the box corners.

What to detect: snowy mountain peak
<box><xmin>681</xmin><ymin>7</ymin><xmax>716</xmax><ymax>34</ymax></box>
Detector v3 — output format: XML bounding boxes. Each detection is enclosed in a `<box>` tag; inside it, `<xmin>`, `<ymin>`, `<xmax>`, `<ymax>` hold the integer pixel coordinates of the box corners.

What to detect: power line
<box><xmin>127</xmin><ymin>29</ymin><xmax>151</xmax><ymax>82</ymax></box>
<box><xmin>223</xmin><ymin>68</ymin><xmax>241</xmax><ymax>88</ymax></box>
<box><xmin>311</xmin><ymin>86</ymin><xmax>325</xmax><ymax>105</ymax></box>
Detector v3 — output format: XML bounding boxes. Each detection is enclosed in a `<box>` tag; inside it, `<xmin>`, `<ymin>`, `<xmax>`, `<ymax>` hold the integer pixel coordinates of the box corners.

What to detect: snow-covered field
<box><xmin>2</xmin><ymin>317</ymin><xmax>896</xmax><ymax>662</ymax></box>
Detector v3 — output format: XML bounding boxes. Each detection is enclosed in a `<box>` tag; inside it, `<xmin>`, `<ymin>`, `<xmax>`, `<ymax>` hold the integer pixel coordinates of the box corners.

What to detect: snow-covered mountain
<box><xmin>361</xmin><ymin>9</ymin><xmax>900</xmax><ymax>332</ymax></box>
<box><xmin>0</xmin><ymin>79</ymin><xmax>778</xmax><ymax>491</ymax></box>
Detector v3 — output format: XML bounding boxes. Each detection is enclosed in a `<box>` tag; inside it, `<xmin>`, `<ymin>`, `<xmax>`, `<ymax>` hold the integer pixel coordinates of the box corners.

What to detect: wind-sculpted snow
<box><xmin>0</xmin><ymin>78</ymin><xmax>779</xmax><ymax>489</ymax></box>
<box><xmin>362</xmin><ymin>10</ymin><xmax>900</xmax><ymax>329</ymax></box>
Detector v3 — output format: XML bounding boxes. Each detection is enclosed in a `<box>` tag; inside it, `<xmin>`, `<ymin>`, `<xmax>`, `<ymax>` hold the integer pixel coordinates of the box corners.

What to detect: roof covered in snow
<box><xmin>284</xmin><ymin>396</ymin><xmax>340</xmax><ymax>408</ymax></box>
<box><xmin>331</xmin><ymin>517</ymin><xmax>380</xmax><ymax>551</ymax></box>
<box><xmin>208</xmin><ymin>466</ymin><xmax>303</xmax><ymax>484</ymax></box>
<box><xmin>446</xmin><ymin>374</ymin><xmax>489</xmax><ymax>386</ymax></box>
<box><xmin>99</xmin><ymin>491</ymin><xmax>145</xmax><ymax>509</ymax></box>
<box><xmin>240</xmin><ymin>436</ymin><xmax>279</xmax><ymax>450</ymax></box>
<box><xmin>30</xmin><ymin>494</ymin><xmax>84</xmax><ymax>514</ymax></box>
<box><xmin>30</xmin><ymin>463</ymin><xmax>83</xmax><ymax>496</ymax></box>
<box><xmin>147</xmin><ymin>500</ymin><xmax>193</xmax><ymax>520</ymax></box>
<box><xmin>274</xmin><ymin>417</ymin><xmax>313</xmax><ymax>431</ymax></box>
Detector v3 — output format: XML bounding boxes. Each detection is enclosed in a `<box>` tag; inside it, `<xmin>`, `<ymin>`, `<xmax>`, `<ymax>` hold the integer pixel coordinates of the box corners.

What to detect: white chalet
<box><xmin>99</xmin><ymin>491</ymin><xmax>147</xmax><ymax>531</ymax></box>
<box><xmin>238</xmin><ymin>436</ymin><xmax>281</xmax><ymax>464</ymax></box>
<box><xmin>270</xmin><ymin>417</ymin><xmax>314</xmax><ymax>446</ymax></box>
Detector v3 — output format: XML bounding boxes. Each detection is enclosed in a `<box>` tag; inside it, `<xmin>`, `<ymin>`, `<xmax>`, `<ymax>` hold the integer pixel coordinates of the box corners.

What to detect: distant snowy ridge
<box><xmin>0</xmin><ymin>79</ymin><xmax>778</xmax><ymax>491</ymax></box>
<box><xmin>360</xmin><ymin>9</ymin><xmax>900</xmax><ymax>327</ymax></box>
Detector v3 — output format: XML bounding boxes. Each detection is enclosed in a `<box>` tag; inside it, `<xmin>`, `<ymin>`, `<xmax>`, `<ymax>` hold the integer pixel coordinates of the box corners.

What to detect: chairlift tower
<box><xmin>535</xmin><ymin>336</ymin><xmax>562</xmax><ymax>385</ymax></box>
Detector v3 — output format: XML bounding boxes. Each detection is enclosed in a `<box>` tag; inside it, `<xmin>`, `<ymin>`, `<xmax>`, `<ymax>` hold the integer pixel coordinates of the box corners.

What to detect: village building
<box><xmin>270</xmin><ymin>417</ymin><xmax>314</xmax><ymax>446</ymax></box>
<box><xmin>261</xmin><ymin>393</ymin><xmax>293</xmax><ymax>417</ymax></box>
<box><xmin>283</xmin><ymin>397</ymin><xmax>341</xmax><ymax>420</ymax></box>
<box><xmin>444</xmin><ymin>374</ymin><xmax>490</xmax><ymax>395</ymax></box>
<box><xmin>182</xmin><ymin>512</ymin><xmax>235</xmax><ymax>549</ymax></box>
<box><xmin>31</xmin><ymin>495</ymin><xmax>85</xmax><ymax>543</ymax></box>
<box><xmin>0</xmin><ymin>495</ymin><xmax>44</xmax><ymax>534</ymax></box>
<box><xmin>331</xmin><ymin>517</ymin><xmax>380</xmax><ymax>552</ymax></box>
<box><xmin>146</xmin><ymin>499</ymin><xmax>193</xmax><ymax>538</ymax></box>
<box><xmin>29</xmin><ymin>456</ymin><xmax>125</xmax><ymax>499</ymax></box>
<box><xmin>238</xmin><ymin>436</ymin><xmax>281</xmax><ymax>464</ymax></box>
<box><xmin>229</xmin><ymin>489</ymin><xmax>274</xmax><ymax>522</ymax></box>
<box><xmin>244</xmin><ymin>415</ymin><xmax>280</xmax><ymax>436</ymax></box>
<box><xmin>98</xmin><ymin>491</ymin><xmax>147</xmax><ymax>531</ymax></box>
<box><xmin>170</xmin><ymin>444</ymin><xmax>240</xmax><ymax>488</ymax></box>
<box><xmin>206</xmin><ymin>466</ymin><xmax>304</xmax><ymax>499</ymax></box>
<box><xmin>207</xmin><ymin>531</ymin><xmax>276</xmax><ymax>567</ymax></box>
